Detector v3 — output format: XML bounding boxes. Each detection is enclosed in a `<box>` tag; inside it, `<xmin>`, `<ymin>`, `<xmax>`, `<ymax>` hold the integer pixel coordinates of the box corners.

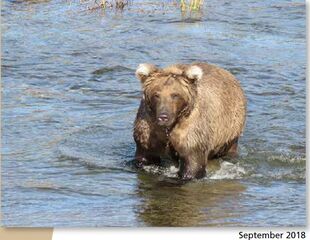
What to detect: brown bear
<box><xmin>133</xmin><ymin>62</ymin><xmax>247</xmax><ymax>180</ymax></box>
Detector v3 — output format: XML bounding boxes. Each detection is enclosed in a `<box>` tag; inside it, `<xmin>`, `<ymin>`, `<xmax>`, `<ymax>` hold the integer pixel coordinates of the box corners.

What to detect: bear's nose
<box><xmin>158</xmin><ymin>113</ymin><xmax>169</xmax><ymax>122</ymax></box>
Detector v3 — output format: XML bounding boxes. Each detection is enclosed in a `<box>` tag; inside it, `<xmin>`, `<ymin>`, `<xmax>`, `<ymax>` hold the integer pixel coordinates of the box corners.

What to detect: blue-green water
<box><xmin>1</xmin><ymin>0</ymin><xmax>306</xmax><ymax>226</ymax></box>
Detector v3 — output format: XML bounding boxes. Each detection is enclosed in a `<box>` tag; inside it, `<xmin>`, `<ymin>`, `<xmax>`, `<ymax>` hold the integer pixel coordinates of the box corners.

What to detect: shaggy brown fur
<box><xmin>133</xmin><ymin>62</ymin><xmax>247</xmax><ymax>180</ymax></box>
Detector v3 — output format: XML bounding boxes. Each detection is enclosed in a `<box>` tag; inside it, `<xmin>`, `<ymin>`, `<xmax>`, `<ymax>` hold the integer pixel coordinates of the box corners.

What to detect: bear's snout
<box><xmin>157</xmin><ymin>112</ymin><xmax>169</xmax><ymax>125</ymax></box>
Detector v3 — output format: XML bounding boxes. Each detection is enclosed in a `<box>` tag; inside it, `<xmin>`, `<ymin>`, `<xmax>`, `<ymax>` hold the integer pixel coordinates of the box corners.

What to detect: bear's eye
<box><xmin>171</xmin><ymin>93</ymin><xmax>180</xmax><ymax>100</ymax></box>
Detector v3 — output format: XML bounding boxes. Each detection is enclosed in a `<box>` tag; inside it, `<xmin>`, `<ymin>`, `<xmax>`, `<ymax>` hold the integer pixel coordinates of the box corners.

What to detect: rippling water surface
<box><xmin>2</xmin><ymin>0</ymin><xmax>306</xmax><ymax>226</ymax></box>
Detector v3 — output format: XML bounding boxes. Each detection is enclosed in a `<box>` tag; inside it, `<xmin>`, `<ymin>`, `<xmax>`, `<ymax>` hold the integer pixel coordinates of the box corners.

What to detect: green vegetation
<box><xmin>181</xmin><ymin>0</ymin><xmax>204</xmax><ymax>11</ymax></box>
<box><xmin>89</xmin><ymin>0</ymin><xmax>204</xmax><ymax>11</ymax></box>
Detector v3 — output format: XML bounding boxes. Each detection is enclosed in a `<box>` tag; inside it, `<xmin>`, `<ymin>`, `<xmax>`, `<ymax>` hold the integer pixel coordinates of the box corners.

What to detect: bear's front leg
<box><xmin>177</xmin><ymin>152</ymin><xmax>206</xmax><ymax>180</ymax></box>
<box><xmin>134</xmin><ymin>145</ymin><xmax>161</xmax><ymax>168</ymax></box>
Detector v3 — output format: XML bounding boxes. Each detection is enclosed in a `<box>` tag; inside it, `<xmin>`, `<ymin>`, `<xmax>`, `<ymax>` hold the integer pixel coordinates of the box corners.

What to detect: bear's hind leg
<box><xmin>210</xmin><ymin>137</ymin><xmax>239</xmax><ymax>159</ymax></box>
<box><xmin>226</xmin><ymin>137</ymin><xmax>239</xmax><ymax>158</ymax></box>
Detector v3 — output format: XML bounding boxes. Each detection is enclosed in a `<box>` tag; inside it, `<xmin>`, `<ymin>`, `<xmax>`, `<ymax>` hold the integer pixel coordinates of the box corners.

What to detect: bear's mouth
<box><xmin>157</xmin><ymin>118</ymin><xmax>174</xmax><ymax>127</ymax></box>
<box><xmin>157</xmin><ymin>113</ymin><xmax>169</xmax><ymax>124</ymax></box>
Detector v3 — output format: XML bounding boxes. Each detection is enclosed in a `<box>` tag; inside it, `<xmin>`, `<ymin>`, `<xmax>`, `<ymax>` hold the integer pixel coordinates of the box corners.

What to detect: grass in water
<box><xmin>181</xmin><ymin>0</ymin><xmax>204</xmax><ymax>11</ymax></box>
<box><xmin>88</xmin><ymin>0</ymin><xmax>204</xmax><ymax>12</ymax></box>
<box><xmin>100</xmin><ymin>0</ymin><xmax>129</xmax><ymax>10</ymax></box>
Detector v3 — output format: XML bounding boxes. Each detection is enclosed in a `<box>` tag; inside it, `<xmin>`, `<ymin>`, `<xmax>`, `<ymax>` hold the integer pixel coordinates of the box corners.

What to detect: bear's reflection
<box><xmin>135</xmin><ymin>173</ymin><xmax>246</xmax><ymax>227</ymax></box>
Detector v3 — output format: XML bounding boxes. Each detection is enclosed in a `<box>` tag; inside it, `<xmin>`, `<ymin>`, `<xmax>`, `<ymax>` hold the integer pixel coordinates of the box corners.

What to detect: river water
<box><xmin>1</xmin><ymin>0</ymin><xmax>306</xmax><ymax>227</ymax></box>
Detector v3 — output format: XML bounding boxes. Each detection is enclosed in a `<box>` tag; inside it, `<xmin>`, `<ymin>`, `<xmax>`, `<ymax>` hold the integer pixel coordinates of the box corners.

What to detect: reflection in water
<box><xmin>136</xmin><ymin>173</ymin><xmax>246</xmax><ymax>226</ymax></box>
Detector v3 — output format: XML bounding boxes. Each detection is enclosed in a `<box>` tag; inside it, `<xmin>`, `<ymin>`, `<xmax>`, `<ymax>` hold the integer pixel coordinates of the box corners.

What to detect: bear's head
<box><xmin>136</xmin><ymin>63</ymin><xmax>203</xmax><ymax>128</ymax></box>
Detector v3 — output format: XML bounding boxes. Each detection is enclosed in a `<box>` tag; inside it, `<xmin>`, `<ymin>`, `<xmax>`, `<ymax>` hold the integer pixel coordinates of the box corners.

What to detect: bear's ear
<box><xmin>185</xmin><ymin>65</ymin><xmax>203</xmax><ymax>83</ymax></box>
<box><xmin>135</xmin><ymin>63</ymin><xmax>157</xmax><ymax>83</ymax></box>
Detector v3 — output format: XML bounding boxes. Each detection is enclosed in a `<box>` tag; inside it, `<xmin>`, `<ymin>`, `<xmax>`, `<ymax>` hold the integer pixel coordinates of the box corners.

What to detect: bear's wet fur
<box><xmin>133</xmin><ymin>62</ymin><xmax>247</xmax><ymax>180</ymax></box>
